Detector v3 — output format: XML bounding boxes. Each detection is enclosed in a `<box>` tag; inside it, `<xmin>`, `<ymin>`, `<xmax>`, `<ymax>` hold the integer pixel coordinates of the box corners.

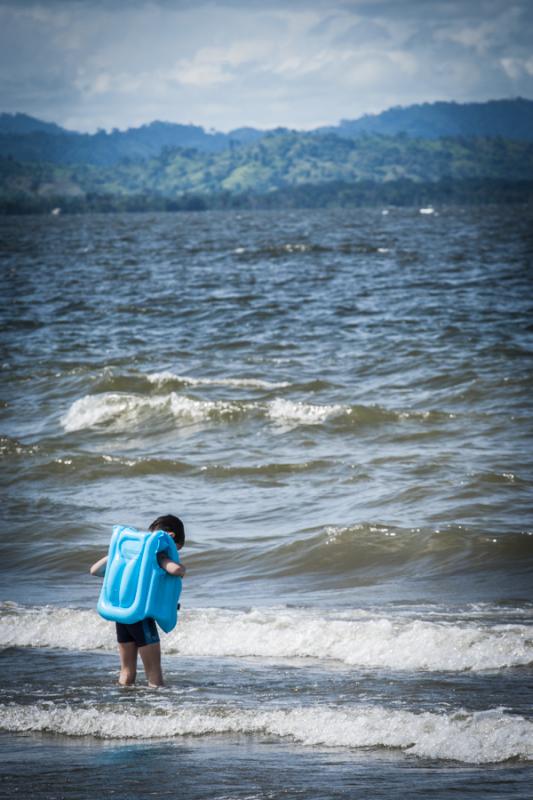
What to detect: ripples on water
<box><xmin>0</xmin><ymin>207</ymin><xmax>532</xmax><ymax>797</ymax></box>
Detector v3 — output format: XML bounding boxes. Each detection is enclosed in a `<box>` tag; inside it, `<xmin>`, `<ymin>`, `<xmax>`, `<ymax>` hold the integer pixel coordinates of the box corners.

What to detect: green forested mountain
<box><xmin>320</xmin><ymin>98</ymin><xmax>533</xmax><ymax>140</ymax></box>
<box><xmin>2</xmin><ymin>128</ymin><xmax>533</xmax><ymax>212</ymax></box>
<box><xmin>0</xmin><ymin>117</ymin><xmax>265</xmax><ymax>165</ymax></box>
<box><xmin>0</xmin><ymin>112</ymin><xmax>68</xmax><ymax>136</ymax></box>
<box><xmin>0</xmin><ymin>98</ymin><xmax>532</xmax><ymax>168</ymax></box>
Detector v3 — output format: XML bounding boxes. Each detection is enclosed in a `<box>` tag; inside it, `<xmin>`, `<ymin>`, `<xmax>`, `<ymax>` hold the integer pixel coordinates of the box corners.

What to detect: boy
<box><xmin>90</xmin><ymin>514</ymin><xmax>186</xmax><ymax>688</ymax></box>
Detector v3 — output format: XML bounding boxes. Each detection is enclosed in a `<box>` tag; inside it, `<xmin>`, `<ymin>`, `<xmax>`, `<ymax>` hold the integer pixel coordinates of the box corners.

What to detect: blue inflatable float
<box><xmin>97</xmin><ymin>525</ymin><xmax>182</xmax><ymax>633</ymax></box>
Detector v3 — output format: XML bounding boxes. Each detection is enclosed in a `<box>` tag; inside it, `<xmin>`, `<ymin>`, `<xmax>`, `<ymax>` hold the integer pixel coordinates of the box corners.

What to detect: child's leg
<box><xmin>118</xmin><ymin>642</ymin><xmax>138</xmax><ymax>685</ymax></box>
<box><xmin>139</xmin><ymin>642</ymin><xmax>164</xmax><ymax>687</ymax></box>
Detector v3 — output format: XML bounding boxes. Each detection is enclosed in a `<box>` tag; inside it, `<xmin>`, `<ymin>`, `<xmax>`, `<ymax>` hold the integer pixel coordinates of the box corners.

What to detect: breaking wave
<box><xmin>60</xmin><ymin>391</ymin><xmax>456</xmax><ymax>433</ymax></box>
<box><xmin>0</xmin><ymin>702</ymin><xmax>531</xmax><ymax>763</ymax></box>
<box><xmin>61</xmin><ymin>392</ymin><xmax>244</xmax><ymax>432</ymax></box>
<box><xmin>2</xmin><ymin>604</ymin><xmax>532</xmax><ymax>672</ymax></box>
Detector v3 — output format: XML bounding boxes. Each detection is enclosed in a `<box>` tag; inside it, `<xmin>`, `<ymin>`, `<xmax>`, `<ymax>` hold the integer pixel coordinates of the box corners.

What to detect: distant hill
<box><xmin>1</xmin><ymin>99</ymin><xmax>532</xmax><ymax>168</ymax></box>
<box><xmin>322</xmin><ymin>98</ymin><xmax>533</xmax><ymax>140</ymax></box>
<box><xmin>0</xmin><ymin>116</ymin><xmax>267</xmax><ymax>166</ymax></box>
<box><xmin>0</xmin><ymin>112</ymin><xmax>69</xmax><ymax>136</ymax></box>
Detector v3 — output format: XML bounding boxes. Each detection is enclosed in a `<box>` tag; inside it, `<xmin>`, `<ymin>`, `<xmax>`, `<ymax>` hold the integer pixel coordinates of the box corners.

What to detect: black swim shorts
<box><xmin>115</xmin><ymin>618</ymin><xmax>160</xmax><ymax>647</ymax></box>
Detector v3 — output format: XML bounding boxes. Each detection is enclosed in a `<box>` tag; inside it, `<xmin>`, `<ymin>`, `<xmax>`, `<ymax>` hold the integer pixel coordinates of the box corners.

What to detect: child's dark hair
<box><xmin>149</xmin><ymin>514</ymin><xmax>185</xmax><ymax>548</ymax></box>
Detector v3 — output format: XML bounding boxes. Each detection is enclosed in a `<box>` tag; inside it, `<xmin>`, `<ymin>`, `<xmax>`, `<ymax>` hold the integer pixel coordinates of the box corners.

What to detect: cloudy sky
<box><xmin>1</xmin><ymin>0</ymin><xmax>532</xmax><ymax>132</ymax></box>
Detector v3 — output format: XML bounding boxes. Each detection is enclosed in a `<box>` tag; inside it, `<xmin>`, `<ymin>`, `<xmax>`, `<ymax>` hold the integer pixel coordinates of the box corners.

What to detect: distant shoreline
<box><xmin>2</xmin><ymin>178</ymin><xmax>532</xmax><ymax>214</ymax></box>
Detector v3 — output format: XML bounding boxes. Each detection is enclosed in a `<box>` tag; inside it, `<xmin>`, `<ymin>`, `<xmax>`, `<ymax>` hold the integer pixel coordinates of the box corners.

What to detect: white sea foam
<box><xmin>170</xmin><ymin>608</ymin><xmax>533</xmax><ymax>671</ymax></box>
<box><xmin>147</xmin><ymin>372</ymin><xmax>290</xmax><ymax>390</ymax></box>
<box><xmin>283</xmin><ymin>243</ymin><xmax>309</xmax><ymax>252</ymax></box>
<box><xmin>0</xmin><ymin>604</ymin><xmax>115</xmax><ymax>651</ymax></box>
<box><xmin>2</xmin><ymin>604</ymin><xmax>532</xmax><ymax>672</ymax></box>
<box><xmin>267</xmin><ymin>398</ymin><xmax>344</xmax><ymax>426</ymax></box>
<box><xmin>61</xmin><ymin>392</ymin><xmax>345</xmax><ymax>432</ymax></box>
<box><xmin>0</xmin><ymin>702</ymin><xmax>531</xmax><ymax>763</ymax></box>
<box><xmin>61</xmin><ymin>392</ymin><xmax>242</xmax><ymax>432</ymax></box>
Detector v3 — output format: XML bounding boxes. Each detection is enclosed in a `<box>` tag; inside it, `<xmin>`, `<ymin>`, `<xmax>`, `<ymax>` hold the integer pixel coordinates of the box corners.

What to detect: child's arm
<box><xmin>90</xmin><ymin>555</ymin><xmax>108</xmax><ymax>577</ymax></box>
<box><xmin>158</xmin><ymin>554</ymin><xmax>186</xmax><ymax>578</ymax></box>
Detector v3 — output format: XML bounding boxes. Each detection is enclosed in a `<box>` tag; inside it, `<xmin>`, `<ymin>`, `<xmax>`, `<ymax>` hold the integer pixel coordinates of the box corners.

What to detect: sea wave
<box><xmin>60</xmin><ymin>392</ymin><xmax>345</xmax><ymax>432</ymax></box>
<box><xmin>90</xmin><ymin>368</ymin><xmax>332</xmax><ymax>395</ymax></box>
<box><xmin>3</xmin><ymin>451</ymin><xmax>333</xmax><ymax>485</ymax></box>
<box><xmin>0</xmin><ymin>702</ymin><xmax>531</xmax><ymax>763</ymax></box>
<box><xmin>2</xmin><ymin>518</ymin><xmax>531</xmax><ymax>585</ymax></box>
<box><xmin>2</xmin><ymin>604</ymin><xmax>531</xmax><ymax>672</ymax></box>
<box><xmin>168</xmin><ymin>607</ymin><xmax>533</xmax><ymax>671</ymax></box>
<box><xmin>267</xmin><ymin>398</ymin><xmax>343</xmax><ymax>425</ymax></box>
<box><xmin>147</xmin><ymin>372</ymin><xmax>290</xmax><ymax>391</ymax></box>
<box><xmin>251</xmin><ymin>524</ymin><xmax>533</xmax><ymax>580</ymax></box>
<box><xmin>60</xmin><ymin>391</ymin><xmax>456</xmax><ymax>433</ymax></box>
<box><xmin>61</xmin><ymin>392</ymin><xmax>244</xmax><ymax>432</ymax></box>
<box><xmin>8</xmin><ymin>453</ymin><xmax>194</xmax><ymax>483</ymax></box>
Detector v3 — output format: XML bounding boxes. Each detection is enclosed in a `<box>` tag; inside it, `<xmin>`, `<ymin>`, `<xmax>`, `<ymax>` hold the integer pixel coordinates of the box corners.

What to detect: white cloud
<box><xmin>501</xmin><ymin>56</ymin><xmax>533</xmax><ymax>79</ymax></box>
<box><xmin>171</xmin><ymin>51</ymin><xmax>233</xmax><ymax>88</ymax></box>
<box><xmin>387</xmin><ymin>50</ymin><xmax>418</xmax><ymax>75</ymax></box>
<box><xmin>439</xmin><ymin>21</ymin><xmax>496</xmax><ymax>54</ymax></box>
<box><xmin>273</xmin><ymin>49</ymin><xmax>340</xmax><ymax>77</ymax></box>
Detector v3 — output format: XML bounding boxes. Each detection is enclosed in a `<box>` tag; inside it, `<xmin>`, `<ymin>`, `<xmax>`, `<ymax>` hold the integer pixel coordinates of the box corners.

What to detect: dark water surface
<box><xmin>1</xmin><ymin>207</ymin><xmax>532</xmax><ymax>798</ymax></box>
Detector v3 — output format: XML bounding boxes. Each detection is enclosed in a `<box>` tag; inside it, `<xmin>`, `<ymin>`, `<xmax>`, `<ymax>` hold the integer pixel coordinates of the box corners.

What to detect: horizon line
<box><xmin>1</xmin><ymin>95</ymin><xmax>532</xmax><ymax>136</ymax></box>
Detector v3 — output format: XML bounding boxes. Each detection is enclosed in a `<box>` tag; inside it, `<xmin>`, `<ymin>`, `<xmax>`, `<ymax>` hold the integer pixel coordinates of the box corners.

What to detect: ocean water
<box><xmin>1</xmin><ymin>206</ymin><xmax>532</xmax><ymax>799</ymax></box>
